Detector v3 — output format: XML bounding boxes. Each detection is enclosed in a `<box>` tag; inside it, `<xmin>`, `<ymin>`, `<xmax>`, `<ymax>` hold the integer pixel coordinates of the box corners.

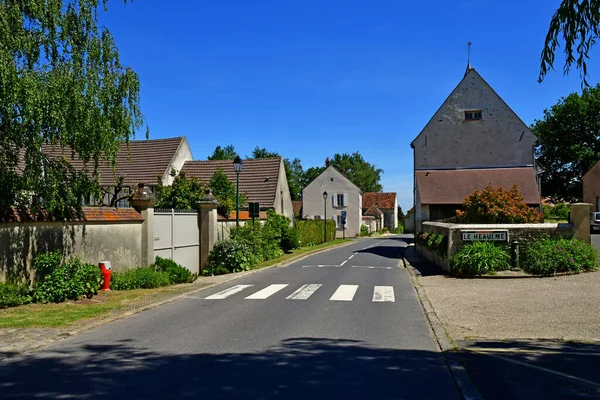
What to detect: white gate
<box><xmin>153</xmin><ymin>209</ymin><xmax>200</xmax><ymax>274</ymax></box>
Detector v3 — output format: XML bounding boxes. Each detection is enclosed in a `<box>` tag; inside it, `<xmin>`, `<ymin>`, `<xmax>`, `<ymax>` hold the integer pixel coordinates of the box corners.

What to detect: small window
<box><xmin>465</xmin><ymin>110</ymin><xmax>483</xmax><ymax>121</ymax></box>
<box><xmin>314</xmin><ymin>215</ymin><xmax>322</xmax><ymax>220</ymax></box>
<box><xmin>336</xmin><ymin>194</ymin><xmax>344</xmax><ymax>207</ymax></box>
<box><xmin>336</xmin><ymin>215</ymin><xmax>343</xmax><ymax>228</ymax></box>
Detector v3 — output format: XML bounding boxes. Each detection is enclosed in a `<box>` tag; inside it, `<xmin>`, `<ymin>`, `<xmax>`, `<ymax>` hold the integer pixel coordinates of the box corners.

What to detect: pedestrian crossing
<box><xmin>201</xmin><ymin>284</ymin><xmax>396</xmax><ymax>303</ymax></box>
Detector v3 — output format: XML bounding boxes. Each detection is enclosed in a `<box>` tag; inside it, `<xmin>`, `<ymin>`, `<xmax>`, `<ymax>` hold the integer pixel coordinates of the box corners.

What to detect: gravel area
<box><xmin>415</xmin><ymin>259</ymin><xmax>600</xmax><ymax>341</ymax></box>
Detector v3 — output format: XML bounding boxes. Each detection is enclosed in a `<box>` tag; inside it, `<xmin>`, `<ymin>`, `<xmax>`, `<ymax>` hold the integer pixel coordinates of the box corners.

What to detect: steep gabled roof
<box><xmin>364</xmin><ymin>204</ymin><xmax>383</xmax><ymax>217</ymax></box>
<box><xmin>362</xmin><ymin>192</ymin><xmax>396</xmax><ymax>210</ymax></box>
<box><xmin>182</xmin><ymin>157</ymin><xmax>282</xmax><ymax>207</ymax></box>
<box><xmin>303</xmin><ymin>165</ymin><xmax>362</xmax><ymax>194</ymax></box>
<box><xmin>41</xmin><ymin>137</ymin><xmax>187</xmax><ymax>186</ymax></box>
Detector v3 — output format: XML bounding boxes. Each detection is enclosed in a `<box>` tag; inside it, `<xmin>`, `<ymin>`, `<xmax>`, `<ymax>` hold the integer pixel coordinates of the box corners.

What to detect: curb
<box><xmin>403</xmin><ymin>246</ymin><xmax>483</xmax><ymax>400</ymax></box>
<box><xmin>1</xmin><ymin>239</ymin><xmax>355</xmax><ymax>361</ymax></box>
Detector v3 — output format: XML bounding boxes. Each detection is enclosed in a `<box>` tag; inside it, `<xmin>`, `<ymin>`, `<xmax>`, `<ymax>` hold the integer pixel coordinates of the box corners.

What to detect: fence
<box><xmin>153</xmin><ymin>209</ymin><xmax>200</xmax><ymax>274</ymax></box>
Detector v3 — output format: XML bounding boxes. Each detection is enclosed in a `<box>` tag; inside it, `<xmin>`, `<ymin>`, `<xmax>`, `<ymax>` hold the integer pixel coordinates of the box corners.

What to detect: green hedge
<box><xmin>415</xmin><ymin>231</ymin><xmax>448</xmax><ymax>258</ymax></box>
<box><xmin>295</xmin><ymin>220</ymin><xmax>336</xmax><ymax>245</ymax></box>
<box><xmin>153</xmin><ymin>256</ymin><xmax>196</xmax><ymax>283</ymax></box>
<box><xmin>523</xmin><ymin>238</ymin><xmax>598</xmax><ymax>275</ymax></box>
<box><xmin>0</xmin><ymin>283</ymin><xmax>32</xmax><ymax>309</ymax></box>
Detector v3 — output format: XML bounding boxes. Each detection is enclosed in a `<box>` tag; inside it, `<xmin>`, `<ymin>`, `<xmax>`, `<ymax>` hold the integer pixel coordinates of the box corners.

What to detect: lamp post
<box><xmin>233</xmin><ymin>155</ymin><xmax>243</xmax><ymax>227</ymax></box>
<box><xmin>323</xmin><ymin>191</ymin><xmax>328</xmax><ymax>243</ymax></box>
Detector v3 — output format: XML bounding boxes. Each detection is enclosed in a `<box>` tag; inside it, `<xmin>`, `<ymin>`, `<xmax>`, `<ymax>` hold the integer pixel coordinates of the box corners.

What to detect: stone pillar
<box><xmin>569</xmin><ymin>203</ymin><xmax>591</xmax><ymax>244</ymax></box>
<box><xmin>198</xmin><ymin>191</ymin><xmax>219</xmax><ymax>272</ymax></box>
<box><xmin>130</xmin><ymin>183</ymin><xmax>157</xmax><ymax>267</ymax></box>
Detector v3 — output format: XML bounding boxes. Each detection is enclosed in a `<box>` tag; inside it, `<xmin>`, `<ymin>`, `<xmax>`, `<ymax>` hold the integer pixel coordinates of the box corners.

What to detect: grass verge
<box><xmin>253</xmin><ymin>239</ymin><xmax>352</xmax><ymax>269</ymax></box>
<box><xmin>0</xmin><ymin>285</ymin><xmax>194</xmax><ymax>329</ymax></box>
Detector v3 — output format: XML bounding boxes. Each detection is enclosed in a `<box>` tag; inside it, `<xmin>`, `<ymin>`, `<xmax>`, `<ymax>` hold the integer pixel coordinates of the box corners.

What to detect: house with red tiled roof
<box><xmin>410</xmin><ymin>65</ymin><xmax>541</xmax><ymax>230</ymax></box>
<box><xmin>181</xmin><ymin>157</ymin><xmax>293</xmax><ymax>221</ymax></box>
<box><xmin>362</xmin><ymin>192</ymin><xmax>398</xmax><ymax>230</ymax></box>
<box><xmin>42</xmin><ymin>137</ymin><xmax>193</xmax><ymax>207</ymax></box>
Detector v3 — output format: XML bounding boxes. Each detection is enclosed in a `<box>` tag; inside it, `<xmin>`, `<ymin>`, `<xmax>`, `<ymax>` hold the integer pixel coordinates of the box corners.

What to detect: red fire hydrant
<box><xmin>99</xmin><ymin>261</ymin><xmax>112</xmax><ymax>291</ymax></box>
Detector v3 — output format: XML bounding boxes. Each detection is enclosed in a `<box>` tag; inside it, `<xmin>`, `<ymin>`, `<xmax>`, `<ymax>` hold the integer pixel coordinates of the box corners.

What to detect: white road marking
<box><xmin>330</xmin><ymin>285</ymin><xmax>359</xmax><ymax>301</ymax></box>
<box><xmin>340</xmin><ymin>260</ymin><xmax>348</xmax><ymax>266</ymax></box>
<box><xmin>205</xmin><ymin>284</ymin><xmax>254</xmax><ymax>300</ymax></box>
<box><xmin>245</xmin><ymin>284</ymin><xmax>288</xmax><ymax>299</ymax></box>
<box><xmin>302</xmin><ymin>265</ymin><xmax>340</xmax><ymax>268</ymax></box>
<box><xmin>372</xmin><ymin>286</ymin><xmax>395</xmax><ymax>302</ymax></box>
<box><xmin>348</xmin><ymin>255</ymin><xmax>355</xmax><ymax>259</ymax></box>
<box><xmin>286</xmin><ymin>284</ymin><xmax>322</xmax><ymax>300</ymax></box>
<box><xmin>351</xmin><ymin>265</ymin><xmax>392</xmax><ymax>270</ymax></box>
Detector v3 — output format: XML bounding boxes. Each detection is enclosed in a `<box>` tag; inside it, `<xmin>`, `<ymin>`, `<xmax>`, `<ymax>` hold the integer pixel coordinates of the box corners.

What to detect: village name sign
<box><xmin>461</xmin><ymin>229</ymin><xmax>508</xmax><ymax>242</ymax></box>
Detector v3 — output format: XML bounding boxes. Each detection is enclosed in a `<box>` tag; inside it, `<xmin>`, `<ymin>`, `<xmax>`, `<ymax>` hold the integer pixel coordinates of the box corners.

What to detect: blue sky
<box><xmin>100</xmin><ymin>0</ymin><xmax>598</xmax><ymax>211</ymax></box>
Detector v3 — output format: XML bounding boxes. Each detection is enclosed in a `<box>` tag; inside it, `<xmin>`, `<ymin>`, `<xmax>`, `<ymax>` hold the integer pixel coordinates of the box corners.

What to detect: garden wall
<box><xmin>418</xmin><ymin>221</ymin><xmax>575</xmax><ymax>273</ymax></box>
<box><xmin>0</xmin><ymin>208</ymin><xmax>144</xmax><ymax>283</ymax></box>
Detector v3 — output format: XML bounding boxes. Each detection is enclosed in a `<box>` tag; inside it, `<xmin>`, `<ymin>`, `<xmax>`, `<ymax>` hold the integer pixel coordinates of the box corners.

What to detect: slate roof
<box><xmin>362</xmin><ymin>192</ymin><xmax>396</xmax><ymax>210</ymax></box>
<box><xmin>364</xmin><ymin>204</ymin><xmax>384</xmax><ymax>217</ymax></box>
<box><xmin>41</xmin><ymin>137</ymin><xmax>185</xmax><ymax>186</ymax></box>
<box><xmin>415</xmin><ymin>167</ymin><xmax>540</xmax><ymax>205</ymax></box>
<box><xmin>182</xmin><ymin>157</ymin><xmax>282</xmax><ymax>207</ymax></box>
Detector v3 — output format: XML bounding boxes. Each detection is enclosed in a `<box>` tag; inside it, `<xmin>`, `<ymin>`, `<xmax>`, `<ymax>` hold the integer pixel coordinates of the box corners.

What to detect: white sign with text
<box><xmin>461</xmin><ymin>230</ymin><xmax>508</xmax><ymax>242</ymax></box>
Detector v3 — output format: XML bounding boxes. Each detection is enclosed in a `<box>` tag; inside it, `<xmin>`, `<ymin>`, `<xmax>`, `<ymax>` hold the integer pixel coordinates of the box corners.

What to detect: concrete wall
<box><xmin>0</xmin><ymin>220</ymin><xmax>143</xmax><ymax>283</ymax></box>
<box><xmin>302</xmin><ymin>166</ymin><xmax>362</xmax><ymax>238</ymax></box>
<box><xmin>274</xmin><ymin>158</ymin><xmax>294</xmax><ymax>222</ymax></box>
<box><xmin>583</xmin><ymin>161</ymin><xmax>600</xmax><ymax>212</ymax></box>
<box><xmin>411</xmin><ymin>69</ymin><xmax>537</xmax><ymax>170</ymax></box>
<box><xmin>418</xmin><ymin>221</ymin><xmax>575</xmax><ymax>272</ymax></box>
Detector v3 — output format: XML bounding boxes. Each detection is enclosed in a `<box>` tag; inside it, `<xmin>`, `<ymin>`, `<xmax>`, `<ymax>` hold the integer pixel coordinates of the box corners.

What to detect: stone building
<box><xmin>362</xmin><ymin>192</ymin><xmax>398</xmax><ymax>230</ymax></box>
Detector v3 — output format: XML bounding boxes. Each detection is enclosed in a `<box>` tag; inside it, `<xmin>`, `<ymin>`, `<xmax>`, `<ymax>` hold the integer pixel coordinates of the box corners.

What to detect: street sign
<box><xmin>249</xmin><ymin>202</ymin><xmax>260</xmax><ymax>218</ymax></box>
<box><xmin>341</xmin><ymin>211</ymin><xmax>347</xmax><ymax>225</ymax></box>
<box><xmin>461</xmin><ymin>230</ymin><xmax>508</xmax><ymax>242</ymax></box>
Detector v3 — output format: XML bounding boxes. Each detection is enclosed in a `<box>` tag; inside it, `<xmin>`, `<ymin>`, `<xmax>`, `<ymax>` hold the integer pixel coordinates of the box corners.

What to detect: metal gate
<box><xmin>153</xmin><ymin>209</ymin><xmax>200</xmax><ymax>274</ymax></box>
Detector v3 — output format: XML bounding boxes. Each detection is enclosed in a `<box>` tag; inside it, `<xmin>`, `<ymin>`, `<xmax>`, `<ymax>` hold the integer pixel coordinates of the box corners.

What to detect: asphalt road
<box><xmin>1</xmin><ymin>236</ymin><xmax>460</xmax><ymax>399</ymax></box>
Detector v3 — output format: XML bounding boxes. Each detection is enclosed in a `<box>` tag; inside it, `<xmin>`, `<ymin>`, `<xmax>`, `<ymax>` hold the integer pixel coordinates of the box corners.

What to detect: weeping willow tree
<box><xmin>0</xmin><ymin>0</ymin><xmax>145</xmax><ymax>220</ymax></box>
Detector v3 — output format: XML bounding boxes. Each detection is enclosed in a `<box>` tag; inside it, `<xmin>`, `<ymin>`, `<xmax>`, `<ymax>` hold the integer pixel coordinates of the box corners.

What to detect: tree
<box><xmin>284</xmin><ymin>158</ymin><xmax>303</xmax><ymax>201</ymax></box>
<box><xmin>251</xmin><ymin>146</ymin><xmax>279</xmax><ymax>159</ymax></box>
<box><xmin>398</xmin><ymin>206</ymin><xmax>405</xmax><ymax>219</ymax></box>
<box><xmin>532</xmin><ymin>84</ymin><xmax>600</xmax><ymax>201</ymax></box>
<box><xmin>208</xmin><ymin>145</ymin><xmax>238</xmax><ymax>160</ymax></box>
<box><xmin>209</xmin><ymin>169</ymin><xmax>247</xmax><ymax>217</ymax></box>
<box><xmin>300</xmin><ymin>166</ymin><xmax>326</xmax><ymax>190</ymax></box>
<box><xmin>329</xmin><ymin>153</ymin><xmax>383</xmax><ymax>193</ymax></box>
<box><xmin>1</xmin><ymin>0</ymin><xmax>145</xmax><ymax>219</ymax></box>
<box><xmin>540</xmin><ymin>0</ymin><xmax>600</xmax><ymax>86</ymax></box>
<box><xmin>155</xmin><ymin>171</ymin><xmax>205</xmax><ymax>209</ymax></box>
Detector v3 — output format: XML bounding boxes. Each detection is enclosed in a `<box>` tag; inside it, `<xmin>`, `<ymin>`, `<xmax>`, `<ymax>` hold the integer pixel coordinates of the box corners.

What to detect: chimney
<box><xmin>325</xmin><ymin>157</ymin><xmax>330</xmax><ymax>167</ymax></box>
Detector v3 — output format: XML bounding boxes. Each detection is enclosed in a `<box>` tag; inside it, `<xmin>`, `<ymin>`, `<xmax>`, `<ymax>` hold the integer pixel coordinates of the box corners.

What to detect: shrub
<box><xmin>206</xmin><ymin>239</ymin><xmax>257</xmax><ymax>274</ymax></box>
<box><xmin>33</xmin><ymin>257</ymin><xmax>102</xmax><ymax>303</ymax></box>
<box><xmin>522</xmin><ymin>238</ymin><xmax>598</xmax><ymax>275</ymax></box>
<box><xmin>415</xmin><ymin>231</ymin><xmax>448</xmax><ymax>258</ymax></box>
<box><xmin>281</xmin><ymin>227</ymin><xmax>300</xmax><ymax>252</ymax></box>
<box><xmin>111</xmin><ymin>267</ymin><xmax>171</xmax><ymax>290</ymax></box>
<box><xmin>450</xmin><ymin>241</ymin><xmax>511</xmax><ymax>276</ymax></box>
<box><xmin>395</xmin><ymin>224</ymin><xmax>404</xmax><ymax>234</ymax></box>
<box><xmin>456</xmin><ymin>184</ymin><xmax>543</xmax><ymax>224</ymax></box>
<box><xmin>543</xmin><ymin>203</ymin><xmax>570</xmax><ymax>220</ymax></box>
<box><xmin>360</xmin><ymin>225</ymin><xmax>370</xmax><ymax>237</ymax></box>
<box><xmin>0</xmin><ymin>282</ymin><xmax>32</xmax><ymax>308</ymax></box>
<box><xmin>381</xmin><ymin>227</ymin><xmax>389</xmax><ymax>234</ymax></box>
<box><xmin>296</xmin><ymin>220</ymin><xmax>336</xmax><ymax>245</ymax></box>
<box><xmin>32</xmin><ymin>250</ymin><xmax>62</xmax><ymax>275</ymax></box>
<box><xmin>153</xmin><ymin>256</ymin><xmax>196</xmax><ymax>284</ymax></box>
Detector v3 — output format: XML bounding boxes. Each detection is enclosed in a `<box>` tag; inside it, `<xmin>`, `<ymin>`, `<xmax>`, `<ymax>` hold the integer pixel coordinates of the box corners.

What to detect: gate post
<box><xmin>198</xmin><ymin>190</ymin><xmax>219</xmax><ymax>272</ymax></box>
<box><xmin>130</xmin><ymin>183</ymin><xmax>157</xmax><ymax>267</ymax></box>
<box><xmin>569</xmin><ymin>203</ymin><xmax>592</xmax><ymax>244</ymax></box>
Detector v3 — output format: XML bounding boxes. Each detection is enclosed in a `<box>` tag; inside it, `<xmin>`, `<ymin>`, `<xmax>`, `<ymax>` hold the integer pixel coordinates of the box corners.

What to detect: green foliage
<box><xmin>0</xmin><ymin>283</ymin><xmax>32</xmax><ymax>309</ymax></box>
<box><xmin>284</xmin><ymin>158</ymin><xmax>303</xmax><ymax>201</ymax></box>
<box><xmin>110</xmin><ymin>267</ymin><xmax>171</xmax><ymax>290</ymax></box>
<box><xmin>543</xmin><ymin>203</ymin><xmax>570</xmax><ymax>220</ymax></box>
<box><xmin>328</xmin><ymin>153</ymin><xmax>383</xmax><ymax>193</ymax></box>
<box><xmin>532</xmin><ymin>84</ymin><xmax>600</xmax><ymax>202</ymax></box>
<box><xmin>33</xmin><ymin>250</ymin><xmax>63</xmax><ymax>276</ymax></box>
<box><xmin>210</xmin><ymin>169</ymin><xmax>247</xmax><ymax>217</ymax></box>
<box><xmin>450</xmin><ymin>242</ymin><xmax>511</xmax><ymax>276</ymax></box>
<box><xmin>523</xmin><ymin>238</ymin><xmax>598</xmax><ymax>275</ymax></box>
<box><xmin>33</xmin><ymin>258</ymin><xmax>102</xmax><ymax>303</ymax></box>
<box><xmin>539</xmin><ymin>0</ymin><xmax>600</xmax><ymax>86</ymax></box>
<box><xmin>456</xmin><ymin>184</ymin><xmax>543</xmax><ymax>224</ymax></box>
<box><xmin>204</xmin><ymin>239</ymin><xmax>257</xmax><ymax>275</ymax></box>
<box><xmin>381</xmin><ymin>227</ymin><xmax>389</xmax><ymax>234</ymax></box>
<box><xmin>415</xmin><ymin>231</ymin><xmax>448</xmax><ymax>258</ymax></box>
<box><xmin>252</xmin><ymin>147</ymin><xmax>280</xmax><ymax>159</ymax></box>
<box><xmin>153</xmin><ymin>256</ymin><xmax>196</xmax><ymax>284</ymax></box>
<box><xmin>300</xmin><ymin>166</ymin><xmax>327</xmax><ymax>190</ymax></box>
<box><xmin>0</xmin><ymin>0</ymin><xmax>145</xmax><ymax>220</ymax></box>
<box><xmin>208</xmin><ymin>145</ymin><xmax>238</xmax><ymax>160</ymax></box>
<box><xmin>281</xmin><ymin>227</ymin><xmax>300</xmax><ymax>252</ymax></box>
<box><xmin>360</xmin><ymin>225</ymin><xmax>370</xmax><ymax>237</ymax></box>
<box><xmin>395</xmin><ymin>224</ymin><xmax>404</xmax><ymax>234</ymax></box>
<box><xmin>295</xmin><ymin>220</ymin><xmax>336</xmax><ymax>245</ymax></box>
<box><xmin>155</xmin><ymin>170</ymin><xmax>206</xmax><ymax>209</ymax></box>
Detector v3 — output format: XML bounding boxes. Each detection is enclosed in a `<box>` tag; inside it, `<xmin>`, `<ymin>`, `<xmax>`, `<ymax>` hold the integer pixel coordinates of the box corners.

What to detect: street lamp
<box><xmin>323</xmin><ymin>191</ymin><xmax>328</xmax><ymax>243</ymax></box>
<box><xmin>233</xmin><ymin>155</ymin><xmax>243</xmax><ymax>227</ymax></box>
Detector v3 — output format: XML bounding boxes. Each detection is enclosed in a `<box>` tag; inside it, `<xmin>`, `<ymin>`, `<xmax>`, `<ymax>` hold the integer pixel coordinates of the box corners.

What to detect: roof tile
<box><xmin>362</xmin><ymin>193</ymin><xmax>396</xmax><ymax>209</ymax></box>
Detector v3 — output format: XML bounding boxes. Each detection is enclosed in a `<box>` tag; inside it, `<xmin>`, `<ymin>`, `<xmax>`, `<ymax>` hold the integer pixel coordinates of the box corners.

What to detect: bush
<box><xmin>32</xmin><ymin>250</ymin><xmax>62</xmax><ymax>275</ymax></box>
<box><xmin>456</xmin><ymin>184</ymin><xmax>543</xmax><ymax>224</ymax></box>
<box><xmin>450</xmin><ymin>241</ymin><xmax>511</xmax><ymax>276</ymax></box>
<box><xmin>360</xmin><ymin>225</ymin><xmax>370</xmax><ymax>237</ymax></box>
<box><xmin>205</xmin><ymin>239</ymin><xmax>257</xmax><ymax>274</ymax></box>
<box><xmin>415</xmin><ymin>231</ymin><xmax>448</xmax><ymax>258</ymax></box>
<box><xmin>395</xmin><ymin>224</ymin><xmax>404</xmax><ymax>234</ymax></box>
<box><xmin>33</xmin><ymin>257</ymin><xmax>102</xmax><ymax>303</ymax></box>
<box><xmin>381</xmin><ymin>227</ymin><xmax>389</xmax><ymax>234</ymax></box>
<box><xmin>296</xmin><ymin>220</ymin><xmax>336</xmax><ymax>245</ymax></box>
<box><xmin>0</xmin><ymin>282</ymin><xmax>32</xmax><ymax>308</ymax></box>
<box><xmin>153</xmin><ymin>256</ymin><xmax>196</xmax><ymax>284</ymax></box>
<box><xmin>543</xmin><ymin>203</ymin><xmax>570</xmax><ymax>220</ymax></box>
<box><xmin>281</xmin><ymin>227</ymin><xmax>300</xmax><ymax>252</ymax></box>
<box><xmin>522</xmin><ymin>238</ymin><xmax>598</xmax><ymax>275</ymax></box>
<box><xmin>111</xmin><ymin>267</ymin><xmax>171</xmax><ymax>290</ymax></box>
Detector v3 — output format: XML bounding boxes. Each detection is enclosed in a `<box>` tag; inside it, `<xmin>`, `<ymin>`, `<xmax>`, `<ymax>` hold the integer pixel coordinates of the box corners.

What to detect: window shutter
<box><xmin>333</xmin><ymin>193</ymin><xmax>338</xmax><ymax>207</ymax></box>
<box><xmin>343</xmin><ymin>193</ymin><xmax>348</xmax><ymax>206</ymax></box>
<box><xmin>333</xmin><ymin>215</ymin><xmax>337</xmax><ymax>227</ymax></box>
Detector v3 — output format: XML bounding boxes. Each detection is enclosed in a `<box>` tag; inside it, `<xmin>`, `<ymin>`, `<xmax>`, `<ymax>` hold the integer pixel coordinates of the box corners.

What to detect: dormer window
<box><xmin>465</xmin><ymin>110</ymin><xmax>483</xmax><ymax>121</ymax></box>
